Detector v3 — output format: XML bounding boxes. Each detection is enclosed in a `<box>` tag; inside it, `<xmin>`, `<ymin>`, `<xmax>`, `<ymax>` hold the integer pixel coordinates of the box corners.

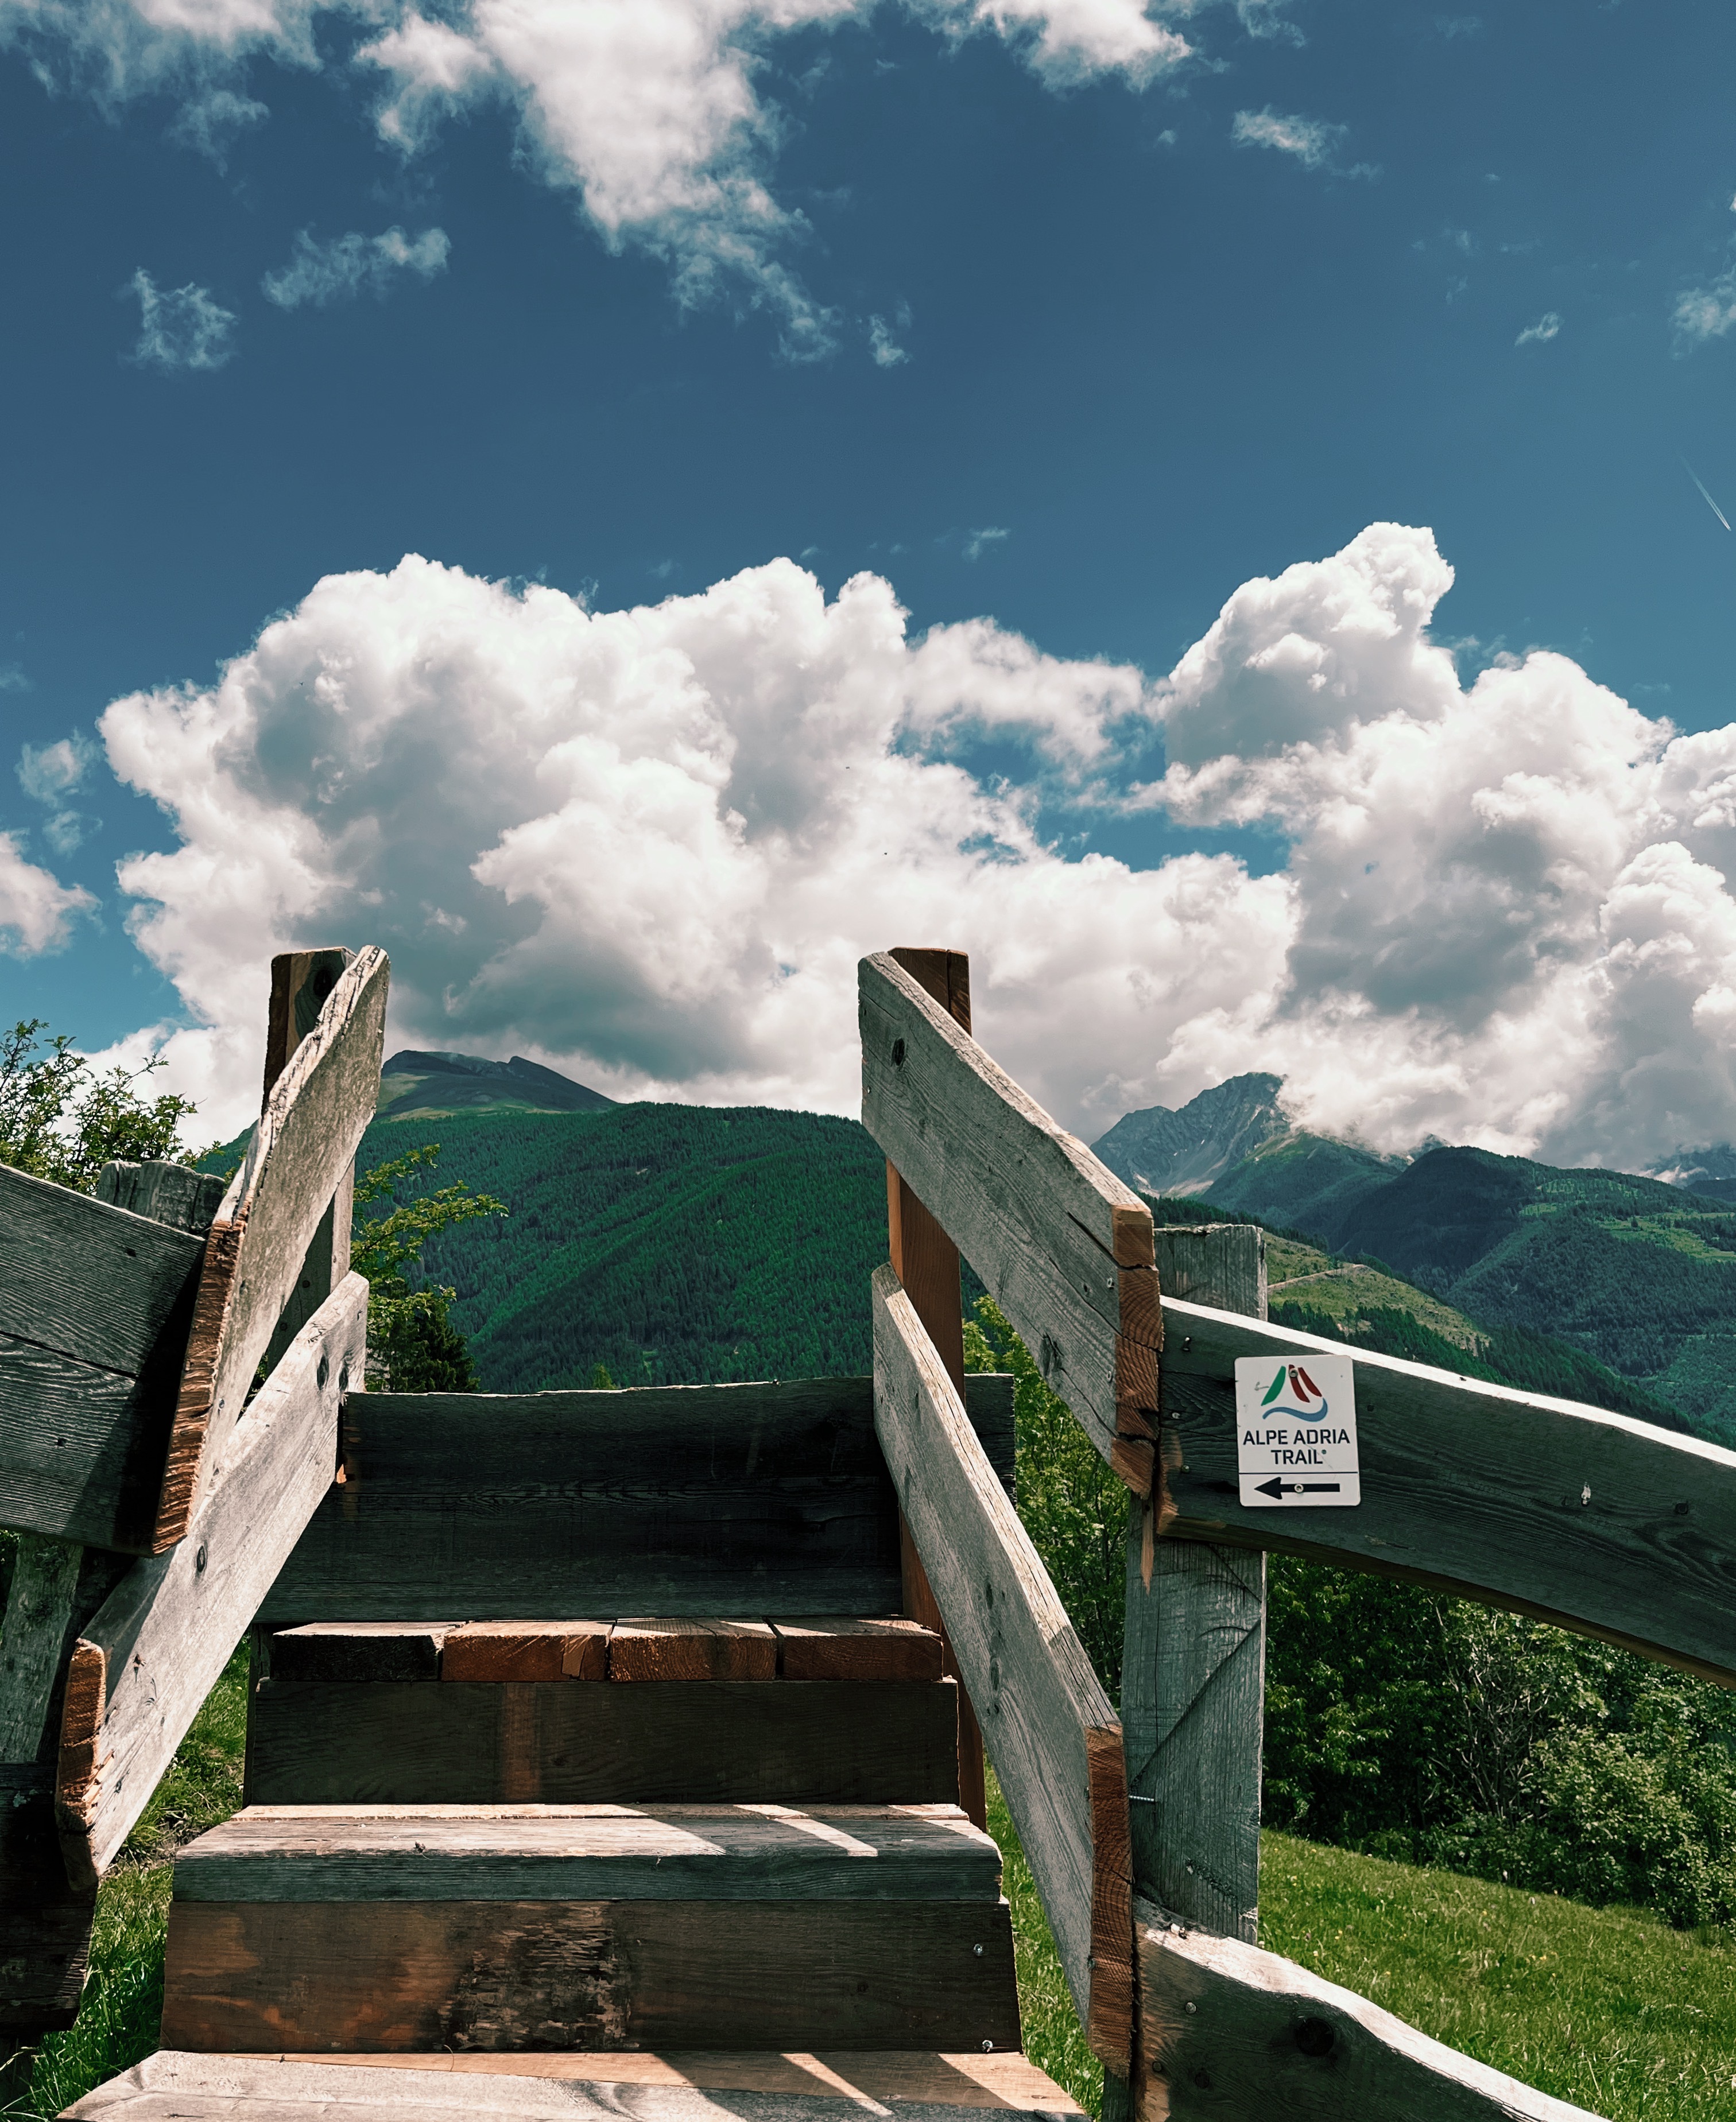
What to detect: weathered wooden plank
<box><xmin>860</xmin><ymin>952</ymin><xmax>1159</xmax><ymax>1480</ymax></box>
<box><xmin>56</xmin><ymin>1275</ymin><xmax>367</xmax><ymax>1886</ymax></box>
<box><xmin>261</xmin><ymin>949</ymin><xmax>357</xmax><ymax>1377</ymax></box>
<box><xmin>1125</xmin><ymin>1227</ymin><xmax>1266</xmax><ymax>1943</ymax></box>
<box><xmin>246</xmin><ymin>1679</ymin><xmax>962</xmax><ymax>1807</ymax></box>
<box><xmin>1157</xmin><ymin>1295</ymin><xmax>1736</xmax><ymax>1685</ymax></box>
<box><xmin>161</xmin><ymin>1898</ymin><xmax>1021</xmax><ymax>2055</ymax></box>
<box><xmin>0</xmin><ymin>1162</ymin><xmax>208</xmax><ymax>1549</ymax></box>
<box><xmin>443</xmin><ymin>1624</ymin><xmax>610</xmax><ymax>1683</ymax></box>
<box><xmin>873</xmin><ymin>1263</ymin><xmax>1132</xmax><ymax>2081</ymax></box>
<box><xmin>1132</xmin><ymin>1895</ymin><xmax>1600</xmax><ymax>2121</ymax></box>
<box><xmin>0</xmin><ymin>1766</ymin><xmax>93</xmax><ymax>2031</ymax></box>
<box><xmin>158</xmin><ymin>947</ymin><xmax>387</xmax><ymax>1548</ymax></box>
<box><xmin>261</xmin><ymin>1375</ymin><xmax>1014</xmax><ymax>1624</ymax></box>
<box><xmin>0</xmin><ymin>1161</ymin><xmax>207</xmax><ymax>1382</ymax></box>
<box><xmin>65</xmin><ymin>2048</ymin><xmax>1083</xmax><ymax>2119</ymax></box>
<box><xmin>95</xmin><ymin>1161</ymin><xmax>228</xmax><ymax>1235</ymax></box>
<box><xmin>610</xmin><ymin>1620</ymin><xmax>777</xmax><ymax>1681</ymax></box>
<box><xmin>0</xmin><ymin>1535</ymin><xmax>82</xmax><ymax>1760</ymax></box>
<box><xmin>772</xmin><ymin>1619</ymin><xmax>944</xmax><ymax>1682</ymax></box>
<box><xmin>170</xmin><ymin>1801</ymin><xmax>1001</xmax><ymax>1903</ymax></box>
<box><xmin>881</xmin><ymin>949</ymin><xmax>990</xmax><ymax>1837</ymax></box>
<box><xmin>265</xmin><ymin>1624</ymin><xmax>453</xmax><ymax>1685</ymax></box>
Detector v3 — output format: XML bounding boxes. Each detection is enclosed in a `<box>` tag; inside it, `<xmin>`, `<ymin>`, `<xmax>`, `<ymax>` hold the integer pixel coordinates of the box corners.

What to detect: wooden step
<box><xmin>162</xmin><ymin>1805</ymin><xmax>1018</xmax><ymax>2055</ymax></box>
<box><xmin>260</xmin><ymin>1376</ymin><xmax>1014</xmax><ymax>1625</ymax></box>
<box><xmin>246</xmin><ymin>1678</ymin><xmax>962</xmax><ymax>1806</ymax></box>
<box><xmin>170</xmin><ymin>1803</ymin><xmax>1002</xmax><ymax>1904</ymax></box>
<box><xmin>263</xmin><ymin>1617</ymin><xmax>945</xmax><ymax>1684</ymax></box>
<box><xmin>66</xmin><ymin>2049</ymin><xmax>1080</xmax><ymax>2119</ymax></box>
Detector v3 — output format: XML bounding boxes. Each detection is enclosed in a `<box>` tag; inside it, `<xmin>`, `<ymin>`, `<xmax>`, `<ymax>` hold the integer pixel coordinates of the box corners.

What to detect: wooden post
<box><xmin>261</xmin><ymin>949</ymin><xmax>356</xmax><ymax>1374</ymax></box>
<box><xmin>882</xmin><ymin>945</ymin><xmax>987</xmax><ymax>1830</ymax></box>
<box><xmin>0</xmin><ymin>1172</ymin><xmax>224</xmax><ymax>2082</ymax></box>
<box><xmin>1122</xmin><ymin>1225</ymin><xmax>1267</xmax><ymax>1943</ymax></box>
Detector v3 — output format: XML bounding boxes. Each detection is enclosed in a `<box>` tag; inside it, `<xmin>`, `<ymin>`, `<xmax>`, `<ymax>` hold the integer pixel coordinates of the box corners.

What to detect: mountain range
<box><xmin>376</xmin><ymin>1049</ymin><xmax>617</xmax><ymax>1120</ymax></box>
<box><xmin>1091</xmin><ymin>1077</ymin><xmax>1736</xmax><ymax>1448</ymax></box>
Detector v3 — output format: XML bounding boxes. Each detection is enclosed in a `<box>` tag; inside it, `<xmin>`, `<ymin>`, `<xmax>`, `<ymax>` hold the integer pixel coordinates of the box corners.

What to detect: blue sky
<box><xmin>5</xmin><ymin>0</ymin><xmax>1736</xmax><ymax>1166</ymax></box>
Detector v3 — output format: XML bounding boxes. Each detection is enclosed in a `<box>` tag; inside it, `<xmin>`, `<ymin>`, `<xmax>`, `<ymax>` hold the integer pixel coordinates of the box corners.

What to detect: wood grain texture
<box><xmin>157</xmin><ymin>946</ymin><xmax>387</xmax><ymax>1549</ymax></box>
<box><xmin>246</xmin><ymin>1679</ymin><xmax>962</xmax><ymax>1807</ymax></box>
<box><xmin>161</xmin><ymin>1898</ymin><xmax>1022</xmax><ymax>2055</ymax></box>
<box><xmin>880</xmin><ymin>949</ymin><xmax>989</xmax><ymax>1836</ymax></box>
<box><xmin>0</xmin><ymin>1534</ymin><xmax>82</xmax><ymax>1760</ymax></box>
<box><xmin>261</xmin><ymin>1375</ymin><xmax>1015</xmax><ymax>1624</ymax></box>
<box><xmin>264</xmin><ymin>1624</ymin><xmax>453</xmax><ymax>1685</ymax></box>
<box><xmin>56</xmin><ymin>1276</ymin><xmax>366</xmax><ymax>1886</ymax></box>
<box><xmin>1125</xmin><ymin>1229</ymin><xmax>1266</xmax><ymax>1945</ymax></box>
<box><xmin>259</xmin><ymin>953</ymin><xmax>359</xmax><ymax>1377</ymax></box>
<box><xmin>64</xmin><ymin>2048</ymin><xmax>1083</xmax><ymax>2118</ymax></box>
<box><xmin>772</xmin><ymin>1619</ymin><xmax>944</xmax><ymax>1682</ymax></box>
<box><xmin>1157</xmin><ymin>1294</ymin><xmax>1736</xmax><ymax>1685</ymax></box>
<box><xmin>1131</xmin><ymin>1896</ymin><xmax>1599</xmax><ymax>2122</ymax></box>
<box><xmin>0</xmin><ymin>1162</ymin><xmax>207</xmax><ymax>1549</ymax></box>
<box><xmin>873</xmin><ymin>1263</ymin><xmax>1130</xmax><ymax>2081</ymax></box>
<box><xmin>443</xmin><ymin>1624</ymin><xmax>611</xmax><ymax>1684</ymax></box>
<box><xmin>860</xmin><ymin>952</ymin><xmax>1158</xmax><ymax>1473</ymax></box>
<box><xmin>609</xmin><ymin>1620</ymin><xmax>777</xmax><ymax>1681</ymax></box>
<box><xmin>170</xmin><ymin>1801</ymin><xmax>1001</xmax><ymax>1903</ymax></box>
<box><xmin>0</xmin><ymin>1767</ymin><xmax>94</xmax><ymax>2030</ymax></box>
<box><xmin>95</xmin><ymin>1162</ymin><xmax>228</xmax><ymax>1236</ymax></box>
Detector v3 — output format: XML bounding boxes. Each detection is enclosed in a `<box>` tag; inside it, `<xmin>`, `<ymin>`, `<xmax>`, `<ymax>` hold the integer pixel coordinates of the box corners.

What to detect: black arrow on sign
<box><xmin>1254</xmin><ymin>1477</ymin><xmax>1342</xmax><ymax>1499</ymax></box>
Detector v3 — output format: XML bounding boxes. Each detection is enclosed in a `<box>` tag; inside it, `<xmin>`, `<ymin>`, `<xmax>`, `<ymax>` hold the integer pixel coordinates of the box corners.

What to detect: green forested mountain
<box><xmin>356</xmin><ymin>1102</ymin><xmax>890</xmax><ymax>1389</ymax></box>
<box><xmin>348</xmin><ymin>1100</ymin><xmax>1685</xmax><ymax>1440</ymax></box>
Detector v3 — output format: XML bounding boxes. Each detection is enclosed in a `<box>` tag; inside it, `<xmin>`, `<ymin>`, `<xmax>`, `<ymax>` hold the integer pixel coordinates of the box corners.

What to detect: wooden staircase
<box><xmin>159</xmin><ymin>1618</ymin><xmax>1021</xmax><ymax>2059</ymax></box>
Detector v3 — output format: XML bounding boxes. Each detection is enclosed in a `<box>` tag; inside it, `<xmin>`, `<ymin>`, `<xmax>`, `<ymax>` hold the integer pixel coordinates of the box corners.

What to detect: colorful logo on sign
<box><xmin>1258</xmin><ymin>1361</ymin><xmax>1328</xmax><ymax>1421</ymax></box>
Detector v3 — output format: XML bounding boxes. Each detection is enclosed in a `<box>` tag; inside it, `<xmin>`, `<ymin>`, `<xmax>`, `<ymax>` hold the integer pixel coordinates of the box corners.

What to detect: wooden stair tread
<box><xmin>265</xmin><ymin>1618</ymin><xmax>943</xmax><ymax>1685</ymax></box>
<box><xmin>173</xmin><ymin>1803</ymin><xmax>1000</xmax><ymax>1901</ymax></box>
<box><xmin>67</xmin><ymin>2049</ymin><xmax>1079</xmax><ymax>2118</ymax></box>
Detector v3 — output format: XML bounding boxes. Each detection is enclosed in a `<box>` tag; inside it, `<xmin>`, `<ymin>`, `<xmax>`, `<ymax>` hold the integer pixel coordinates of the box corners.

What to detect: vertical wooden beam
<box><xmin>1122</xmin><ymin>1224</ymin><xmax>1267</xmax><ymax>1945</ymax></box>
<box><xmin>883</xmin><ymin>945</ymin><xmax>986</xmax><ymax>1830</ymax></box>
<box><xmin>261</xmin><ymin>949</ymin><xmax>357</xmax><ymax>1374</ymax></box>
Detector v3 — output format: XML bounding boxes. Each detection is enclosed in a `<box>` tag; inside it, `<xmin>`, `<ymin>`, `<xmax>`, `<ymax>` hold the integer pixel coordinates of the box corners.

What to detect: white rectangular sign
<box><xmin>1235</xmin><ymin>1351</ymin><xmax>1360</xmax><ymax>1507</ymax></box>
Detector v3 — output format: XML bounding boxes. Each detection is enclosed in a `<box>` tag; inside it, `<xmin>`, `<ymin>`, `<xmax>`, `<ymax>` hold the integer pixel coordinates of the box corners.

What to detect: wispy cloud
<box><xmin>18</xmin><ymin>732</ymin><xmax>98</xmax><ymax>854</ymax></box>
<box><xmin>1673</xmin><ymin>268</ymin><xmax>1736</xmax><ymax>352</ymax></box>
<box><xmin>126</xmin><ymin>270</ymin><xmax>237</xmax><ymax>371</ymax></box>
<box><xmin>262</xmin><ymin>225</ymin><xmax>451</xmax><ymax>310</ymax></box>
<box><xmin>868</xmin><ymin>309</ymin><xmax>909</xmax><ymax>367</ymax></box>
<box><xmin>963</xmin><ymin>527</ymin><xmax>1010</xmax><ymax>561</ymax></box>
<box><xmin>1231</xmin><ymin>107</ymin><xmax>1377</xmax><ymax>179</ymax></box>
<box><xmin>168</xmin><ymin>87</ymin><xmax>267</xmax><ymax>167</ymax></box>
<box><xmin>1516</xmin><ymin>310</ymin><xmax>1561</xmax><ymax>347</ymax></box>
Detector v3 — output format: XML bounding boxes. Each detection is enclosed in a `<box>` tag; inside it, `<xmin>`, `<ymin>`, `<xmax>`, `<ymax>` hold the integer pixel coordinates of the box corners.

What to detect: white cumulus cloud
<box><xmin>1516</xmin><ymin>310</ymin><xmax>1560</xmax><ymax>347</ymax></box>
<box><xmin>0</xmin><ymin>831</ymin><xmax>96</xmax><ymax>955</ymax></box>
<box><xmin>126</xmin><ymin>269</ymin><xmax>237</xmax><ymax>370</ymax></box>
<box><xmin>94</xmin><ymin>525</ymin><xmax>1736</xmax><ymax>1177</ymax></box>
<box><xmin>262</xmin><ymin>224</ymin><xmax>450</xmax><ymax>309</ymax></box>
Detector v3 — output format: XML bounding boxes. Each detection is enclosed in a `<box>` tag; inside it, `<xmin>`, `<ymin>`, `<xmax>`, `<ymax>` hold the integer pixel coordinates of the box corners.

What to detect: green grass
<box><xmin>983</xmin><ymin>1785</ymin><xmax>1736</xmax><ymax>2122</ymax></box>
<box><xmin>12</xmin><ymin>1645</ymin><xmax>250</xmax><ymax>2122</ymax></box>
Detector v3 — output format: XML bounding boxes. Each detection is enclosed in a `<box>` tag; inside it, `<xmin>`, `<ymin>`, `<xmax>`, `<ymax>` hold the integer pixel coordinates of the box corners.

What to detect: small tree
<box><xmin>0</xmin><ymin>1018</ymin><xmax>200</xmax><ymax>1193</ymax></box>
<box><xmin>350</xmin><ymin>1143</ymin><xmax>506</xmax><ymax>1391</ymax></box>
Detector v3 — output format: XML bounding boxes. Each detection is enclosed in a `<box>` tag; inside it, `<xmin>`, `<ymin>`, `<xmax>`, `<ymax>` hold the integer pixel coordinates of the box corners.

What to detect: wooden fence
<box><xmin>861</xmin><ymin>944</ymin><xmax>1735</xmax><ymax>2122</ymax></box>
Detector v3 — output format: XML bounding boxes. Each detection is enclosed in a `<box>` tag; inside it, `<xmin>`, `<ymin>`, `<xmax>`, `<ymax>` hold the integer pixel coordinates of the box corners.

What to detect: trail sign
<box><xmin>1234</xmin><ymin>1352</ymin><xmax>1360</xmax><ymax>1507</ymax></box>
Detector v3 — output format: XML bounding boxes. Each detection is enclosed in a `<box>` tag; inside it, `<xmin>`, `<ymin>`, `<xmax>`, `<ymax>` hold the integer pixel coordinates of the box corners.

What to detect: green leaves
<box><xmin>0</xmin><ymin>1018</ymin><xmax>202</xmax><ymax>1193</ymax></box>
<box><xmin>351</xmin><ymin>1140</ymin><xmax>506</xmax><ymax>1391</ymax></box>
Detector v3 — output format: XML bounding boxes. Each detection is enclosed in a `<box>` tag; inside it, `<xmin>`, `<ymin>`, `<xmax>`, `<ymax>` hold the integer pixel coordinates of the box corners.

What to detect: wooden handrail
<box><xmin>1159</xmin><ymin>1294</ymin><xmax>1736</xmax><ymax>1687</ymax></box>
<box><xmin>859</xmin><ymin>952</ymin><xmax>1160</xmax><ymax>1493</ymax></box>
<box><xmin>157</xmin><ymin>946</ymin><xmax>388</xmax><ymax>1548</ymax></box>
<box><xmin>872</xmin><ymin>1262</ymin><xmax>1133</xmax><ymax>2081</ymax></box>
<box><xmin>1133</xmin><ymin>1896</ymin><xmax>1599</xmax><ymax>2120</ymax></box>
